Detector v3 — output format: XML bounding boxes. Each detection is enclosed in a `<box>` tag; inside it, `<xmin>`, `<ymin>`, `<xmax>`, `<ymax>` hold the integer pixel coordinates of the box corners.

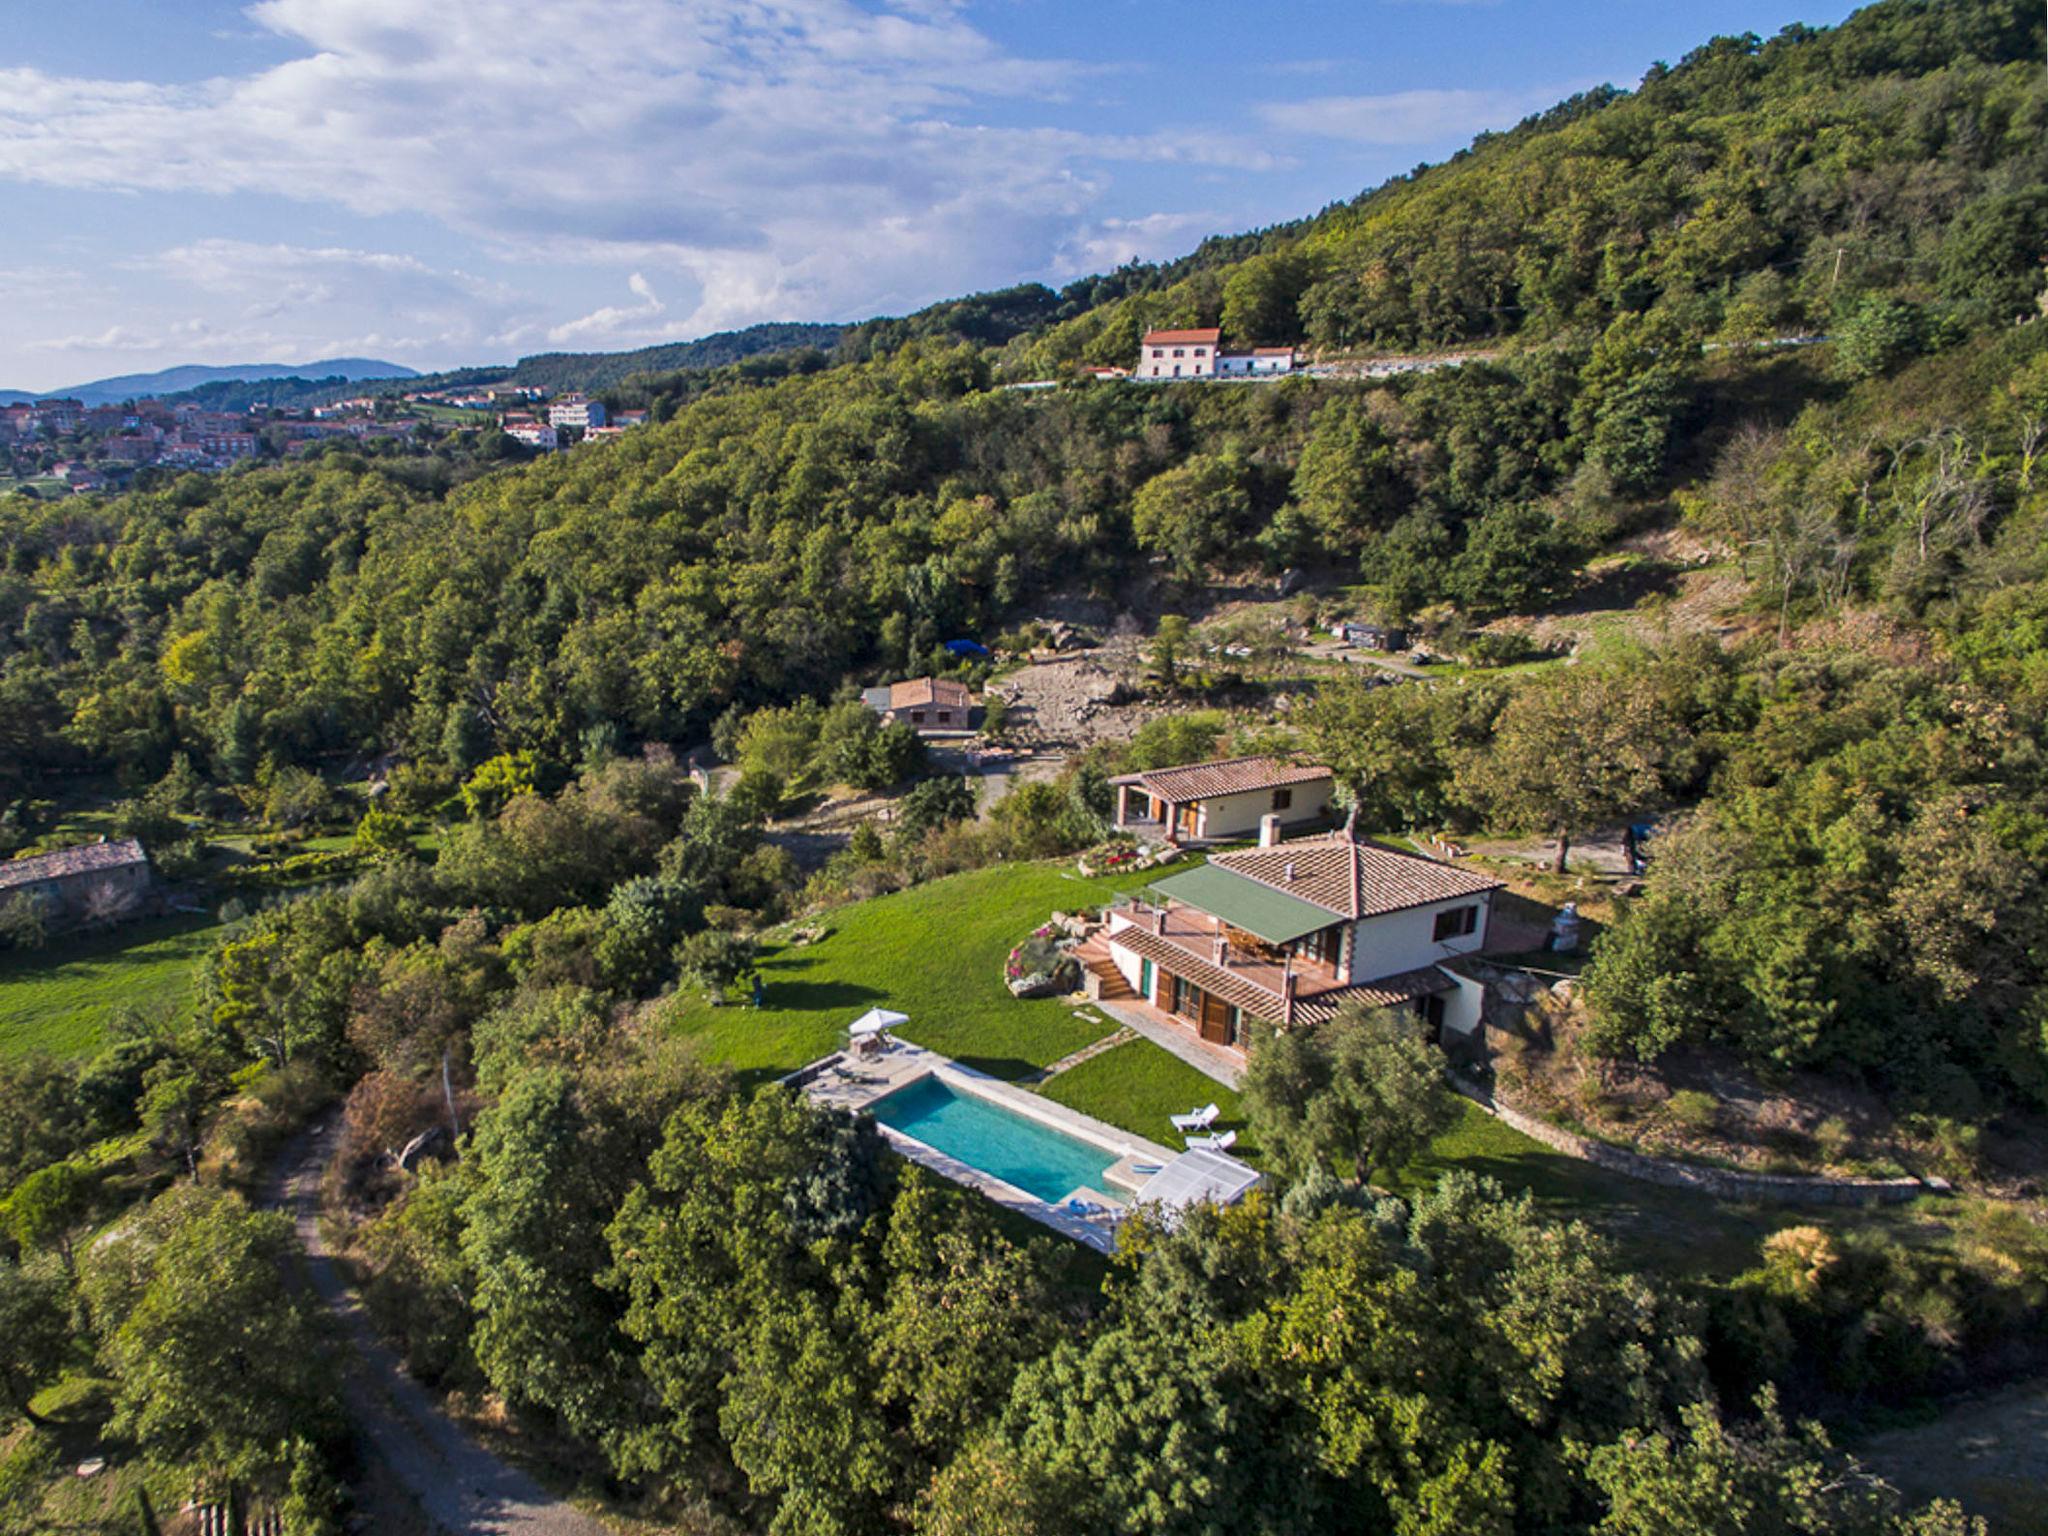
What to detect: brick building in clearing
<box><xmin>0</xmin><ymin>838</ymin><xmax>152</xmax><ymax>928</ymax></box>
<box><xmin>861</xmin><ymin>677</ymin><xmax>976</xmax><ymax>735</ymax></box>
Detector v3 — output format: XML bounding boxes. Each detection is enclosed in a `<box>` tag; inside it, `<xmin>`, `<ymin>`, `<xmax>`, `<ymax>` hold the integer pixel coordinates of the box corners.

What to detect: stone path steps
<box><xmin>1031</xmin><ymin>1024</ymin><xmax>1137</xmax><ymax>1083</ymax></box>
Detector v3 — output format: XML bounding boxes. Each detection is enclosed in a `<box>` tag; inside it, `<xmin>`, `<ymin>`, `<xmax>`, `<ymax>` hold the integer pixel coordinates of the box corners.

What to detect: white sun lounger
<box><xmin>1184</xmin><ymin>1128</ymin><xmax>1237</xmax><ymax>1153</ymax></box>
<box><xmin>1170</xmin><ymin>1102</ymin><xmax>1221</xmax><ymax>1133</ymax></box>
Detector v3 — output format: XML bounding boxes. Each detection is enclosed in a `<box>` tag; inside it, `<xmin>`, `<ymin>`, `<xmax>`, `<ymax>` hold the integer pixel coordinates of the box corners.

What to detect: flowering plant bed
<box><xmin>1005</xmin><ymin>926</ymin><xmax>1081</xmax><ymax>998</ymax></box>
<box><xmin>1075</xmin><ymin>839</ymin><xmax>1182</xmax><ymax>879</ymax></box>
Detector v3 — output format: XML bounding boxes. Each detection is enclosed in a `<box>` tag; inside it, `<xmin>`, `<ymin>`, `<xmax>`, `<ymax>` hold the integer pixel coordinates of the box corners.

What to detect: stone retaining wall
<box><xmin>1457</xmin><ymin>1082</ymin><xmax>1940</xmax><ymax>1207</ymax></box>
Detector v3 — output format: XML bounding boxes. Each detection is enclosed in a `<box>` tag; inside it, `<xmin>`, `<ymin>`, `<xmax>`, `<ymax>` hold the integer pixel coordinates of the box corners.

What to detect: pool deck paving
<box><xmin>788</xmin><ymin>1040</ymin><xmax>1177</xmax><ymax>1253</ymax></box>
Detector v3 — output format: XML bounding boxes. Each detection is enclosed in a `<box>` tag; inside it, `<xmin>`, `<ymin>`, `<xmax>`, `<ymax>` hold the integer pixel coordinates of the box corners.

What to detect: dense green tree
<box><xmin>100</xmin><ymin>1188</ymin><xmax>339</xmax><ymax>1480</ymax></box>
<box><xmin>1242</xmin><ymin>1003</ymin><xmax>1460</xmax><ymax>1184</ymax></box>
<box><xmin>460</xmin><ymin>1068</ymin><xmax>649</xmax><ymax>1462</ymax></box>
<box><xmin>1131</xmin><ymin>454</ymin><xmax>1255</xmax><ymax>582</ymax></box>
<box><xmin>894</xmin><ymin>776</ymin><xmax>978</xmax><ymax>843</ymax></box>
<box><xmin>1460</xmin><ymin>666</ymin><xmax>1690</xmax><ymax>871</ymax></box>
<box><xmin>1584</xmin><ymin>1391</ymin><xmax>1984</xmax><ymax>1536</ymax></box>
<box><xmin>4</xmin><ymin>1160</ymin><xmax>96</xmax><ymax>1275</ymax></box>
<box><xmin>0</xmin><ymin>1256</ymin><xmax>70</xmax><ymax>1428</ymax></box>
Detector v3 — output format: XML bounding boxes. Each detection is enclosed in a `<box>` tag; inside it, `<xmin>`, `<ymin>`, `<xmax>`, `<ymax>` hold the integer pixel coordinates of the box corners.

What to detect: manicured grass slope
<box><xmin>0</xmin><ymin>914</ymin><xmax>225</xmax><ymax>1059</ymax></box>
<box><xmin>661</xmin><ymin>860</ymin><xmax>1158</xmax><ymax>1083</ymax></box>
<box><xmin>1036</xmin><ymin>1039</ymin><xmax>1258</xmax><ymax>1163</ymax></box>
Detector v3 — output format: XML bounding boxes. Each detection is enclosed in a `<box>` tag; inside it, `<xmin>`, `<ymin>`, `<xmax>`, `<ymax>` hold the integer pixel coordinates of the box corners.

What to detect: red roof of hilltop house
<box><xmin>1208</xmin><ymin>835</ymin><xmax>1502</xmax><ymax>921</ymax></box>
<box><xmin>1109</xmin><ymin>755</ymin><xmax>1332</xmax><ymax>802</ymax></box>
<box><xmin>1252</xmin><ymin>346</ymin><xmax>1296</xmax><ymax>356</ymax></box>
<box><xmin>1140</xmin><ymin>328</ymin><xmax>1221</xmax><ymax>346</ymax></box>
<box><xmin>887</xmin><ymin>677</ymin><xmax>973</xmax><ymax>711</ymax></box>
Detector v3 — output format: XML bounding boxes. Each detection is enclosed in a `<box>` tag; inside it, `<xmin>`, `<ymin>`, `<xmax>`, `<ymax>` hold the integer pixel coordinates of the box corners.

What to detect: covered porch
<box><xmin>1113</xmin><ymin>783</ymin><xmax>1199</xmax><ymax>843</ymax></box>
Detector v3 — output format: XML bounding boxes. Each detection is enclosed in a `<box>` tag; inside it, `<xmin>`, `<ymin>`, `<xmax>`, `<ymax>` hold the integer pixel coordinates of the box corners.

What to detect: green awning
<box><xmin>1146</xmin><ymin>864</ymin><xmax>1338</xmax><ymax>946</ymax></box>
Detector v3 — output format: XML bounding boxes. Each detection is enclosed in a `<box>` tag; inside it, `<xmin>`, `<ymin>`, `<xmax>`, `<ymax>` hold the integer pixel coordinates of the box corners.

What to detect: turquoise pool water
<box><xmin>869</xmin><ymin>1075</ymin><xmax>1117</xmax><ymax>1204</ymax></box>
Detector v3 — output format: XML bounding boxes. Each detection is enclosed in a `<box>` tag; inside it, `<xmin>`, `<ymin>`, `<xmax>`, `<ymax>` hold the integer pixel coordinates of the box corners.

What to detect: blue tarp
<box><xmin>943</xmin><ymin>638</ymin><xmax>990</xmax><ymax>657</ymax></box>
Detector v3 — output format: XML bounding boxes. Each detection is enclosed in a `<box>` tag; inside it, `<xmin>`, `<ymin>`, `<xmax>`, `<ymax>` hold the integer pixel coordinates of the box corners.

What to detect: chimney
<box><xmin>1283</xmin><ymin>861</ymin><xmax>1295</xmax><ymax>883</ymax></box>
<box><xmin>1153</xmin><ymin>907</ymin><xmax>1168</xmax><ymax>935</ymax></box>
<box><xmin>1212</xmin><ymin>934</ymin><xmax>1228</xmax><ymax>966</ymax></box>
<box><xmin>1258</xmin><ymin>813</ymin><xmax>1283</xmax><ymax>848</ymax></box>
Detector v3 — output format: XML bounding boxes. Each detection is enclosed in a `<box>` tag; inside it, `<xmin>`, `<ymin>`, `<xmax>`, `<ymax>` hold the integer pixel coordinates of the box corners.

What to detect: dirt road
<box><xmin>1857</xmin><ymin>1383</ymin><xmax>2048</xmax><ymax>1534</ymax></box>
<box><xmin>270</xmin><ymin>1117</ymin><xmax>614</xmax><ymax>1536</ymax></box>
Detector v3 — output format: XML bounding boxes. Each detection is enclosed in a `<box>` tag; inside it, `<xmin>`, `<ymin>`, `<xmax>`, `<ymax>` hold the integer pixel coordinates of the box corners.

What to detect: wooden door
<box><xmin>1198</xmin><ymin>992</ymin><xmax>1232</xmax><ymax>1044</ymax></box>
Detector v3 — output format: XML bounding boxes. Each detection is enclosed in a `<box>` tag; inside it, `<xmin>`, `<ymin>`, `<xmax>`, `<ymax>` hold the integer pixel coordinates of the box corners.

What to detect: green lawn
<box><xmin>1035</xmin><ymin>1039</ymin><xmax>1259</xmax><ymax>1162</ymax></box>
<box><xmin>661</xmin><ymin>860</ymin><xmax>1159</xmax><ymax>1085</ymax></box>
<box><xmin>0</xmin><ymin>913</ymin><xmax>226</xmax><ymax>1059</ymax></box>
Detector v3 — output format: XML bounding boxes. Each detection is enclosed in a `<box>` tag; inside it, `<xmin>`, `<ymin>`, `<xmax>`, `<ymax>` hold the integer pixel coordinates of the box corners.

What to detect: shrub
<box><xmin>1666</xmin><ymin>1089</ymin><xmax>1720</xmax><ymax>1133</ymax></box>
<box><xmin>0</xmin><ymin>894</ymin><xmax>46</xmax><ymax>952</ymax></box>
<box><xmin>1758</xmin><ymin>1226</ymin><xmax>1841</xmax><ymax>1301</ymax></box>
<box><xmin>676</xmin><ymin>929</ymin><xmax>759</xmax><ymax>1002</ymax></box>
<box><xmin>459</xmin><ymin>751</ymin><xmax>539</xmax><ymax>820</ymax></box>
<box><xmin>1813</xmin><ymin>1116</ymin><xmax>1856</xmax><ymax>1166</ymax></box>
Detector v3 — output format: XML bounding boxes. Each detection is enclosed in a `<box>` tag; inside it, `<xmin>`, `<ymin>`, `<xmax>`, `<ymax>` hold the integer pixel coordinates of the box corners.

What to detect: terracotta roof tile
<box><xmin>1110</xmin><ymin>755</ymin><xmax>1332</xmax><ymax>802</ymax></box>
<box><xmin>1209</xmin><ymin>836</ymin><xmax>1502</xmax><ymax>920</ymax></box>
<box><xmin>1140</xmin><ymin>328</ymin><xmax>1222</xmax><ymax>346</ymax></box>
<box><xmin>886</xmin><ymin>676</ymin><xmax>973</xmax><ymax>711</ymax></box>
<box><xmin>1287</xmin><ymin>966</ymin><xmax>1456</xmax><ymax>1026</ymax></box>
<box><xmin>1108</xmin><ymin>924</ymin><xmax>1283</xmax><ymax>1018</ymax></box>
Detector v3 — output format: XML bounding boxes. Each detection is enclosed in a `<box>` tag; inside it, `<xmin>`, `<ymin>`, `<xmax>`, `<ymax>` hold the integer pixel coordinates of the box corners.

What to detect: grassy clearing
<box><xmin>1036</xmin><ymin>1039</ymin><xmax>1258</xmax><ymax>1162</ymax></box>
<box><xmin>0</xmin><ymin>913</ymin><xmax>225</xmax><ymax>1059</ymax></box>
<box><xmin>660</xmin><ymin>859</ymin><xmax>1159</xmax><ymax>1085</ymax></box>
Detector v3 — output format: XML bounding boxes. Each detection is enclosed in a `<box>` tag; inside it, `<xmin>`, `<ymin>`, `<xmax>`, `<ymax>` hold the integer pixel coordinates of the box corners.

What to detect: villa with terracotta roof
<box><xmin>861</xmin><ymin>676</ymin><xmax>976</xmax><ymax>735</ymax></box>
<box><xmin>1136</xmin><ymin>327</ymin><xmax>1222</xmax><ymax>378</ymax></box>
<box><xmin>1080</xmin><ymin>821</ymin><xmax>1502</xmax><ymax>1054</ymax></box>
<box><xmin>1136</xmin><ymin>329</ymin><xmax>1297</xmax><ymax>381</ymax></box>
<box><xmin>1111</xmin><ymin>755</ymin><xmax>1335</xmax><ymax>845</ymax></box>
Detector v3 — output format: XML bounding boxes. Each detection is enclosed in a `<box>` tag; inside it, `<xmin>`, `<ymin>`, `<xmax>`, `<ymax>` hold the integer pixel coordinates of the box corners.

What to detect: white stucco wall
<box><xmin>1194</xmin><ymin>777</ymin><xmax>1335</xmax><ymax>838</ymax></box>
<box><xmin>1105</xmin><ymin>913</ymin><xmax>1150</xmax><ymax>995</ymax></box>
<box><xmin>1435</xmin><ymin>966</ymin><xmax>1487</xmax><ymax>1036</ymax></box>
<box><xmin>1347</xmin><ymin>891</ymin><xmax>1492</xmax><ymax>982</ymax></box>
<box><xmin>1136</xmin><ymin>342</ymin><xmax>1216</xmax><ymax>379</ymax></box>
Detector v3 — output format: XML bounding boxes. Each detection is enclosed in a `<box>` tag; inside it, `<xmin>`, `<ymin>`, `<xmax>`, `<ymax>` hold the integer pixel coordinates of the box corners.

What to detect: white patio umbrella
<box><xmin>848</xmin><ymin>1008</ymin><xmax>909</xmax><ymax>1038</ymax></box>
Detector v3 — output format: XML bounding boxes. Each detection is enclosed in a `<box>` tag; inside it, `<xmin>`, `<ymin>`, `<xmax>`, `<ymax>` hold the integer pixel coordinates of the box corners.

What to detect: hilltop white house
<box><xmin>1079</xmin><ymin>822</ymin><xmax>1502</xmax><ymax>1053</ymax></box>
<box><xmin>1136</xmin><ymin>329</ymin><xmax>1297</xmax><ymax>380</ymax></box>
<box><xmin>1111</xmin><ymin>756</ymin><xmax>1335</xmax><ymax>845</ymax></box>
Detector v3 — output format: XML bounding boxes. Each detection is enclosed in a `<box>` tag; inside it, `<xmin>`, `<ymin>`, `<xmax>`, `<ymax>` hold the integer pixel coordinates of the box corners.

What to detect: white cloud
<box><xmin>1054</xmin><ymin>213</ymin><xmax>1218</xmax><ymax>278</ymax></box>
<box><xmin>27</xmin><ymin>325</ymin><xmax>168</xmax><ymax>355</ymax></box>
<box><xmin>547</xmin><ymin>272</ymin><xmax>670</xmax><ymax>344</ymax></box>
<box><xmin>1259</xmin><ymin>83</ymin><xmax>1585</xmax><ymax>145</ymax></box>
<box><xmin>0</xmin><ymin>0</ymin><xmax>1276</xmax><ymax>342</ymax></box>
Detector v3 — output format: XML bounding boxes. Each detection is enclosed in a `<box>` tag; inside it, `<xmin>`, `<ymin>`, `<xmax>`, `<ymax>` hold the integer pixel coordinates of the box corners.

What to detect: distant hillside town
<box><xmin>0</xmin><ymin>382</ymin><xmax>654</xmax><ymax>496</ymax></box>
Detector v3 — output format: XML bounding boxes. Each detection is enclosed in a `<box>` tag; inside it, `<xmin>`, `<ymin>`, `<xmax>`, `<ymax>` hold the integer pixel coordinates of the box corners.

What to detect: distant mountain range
<box><xmin>390</xmin><ymin>322</ymin><xmax>848</xmax><ymax>397</ymax></box>
<box><xmin>0</xmin><ymin>358</ymin><xmax>418</xmax><ymax>407</ymax></box>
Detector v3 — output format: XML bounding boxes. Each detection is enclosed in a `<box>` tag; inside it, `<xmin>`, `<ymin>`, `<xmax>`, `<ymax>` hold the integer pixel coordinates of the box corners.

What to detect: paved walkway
<box><xmin>269</xmin><ymin>1118</ymin><xmax>613</xmax><ymax>1536</ymax></box>
<box><xmin>1094</xmin><ymin>1000</ymin><xmax>1245</xmax><ymax>1089</ymax></box>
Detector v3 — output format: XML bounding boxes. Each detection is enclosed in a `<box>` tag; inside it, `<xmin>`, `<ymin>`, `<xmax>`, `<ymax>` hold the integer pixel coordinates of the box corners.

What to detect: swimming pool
<box><xmin>868</xmin><ymin>1074</ymin><xmax>1118</xmax><ymax>1205</ymax></box>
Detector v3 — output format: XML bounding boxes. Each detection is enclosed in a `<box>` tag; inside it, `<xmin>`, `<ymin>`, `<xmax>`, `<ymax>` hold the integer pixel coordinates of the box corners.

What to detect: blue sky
<box><xmin>0</xmin><ymin>0</ymin><xmax>1860</xmax><ymax>390</ymax></box>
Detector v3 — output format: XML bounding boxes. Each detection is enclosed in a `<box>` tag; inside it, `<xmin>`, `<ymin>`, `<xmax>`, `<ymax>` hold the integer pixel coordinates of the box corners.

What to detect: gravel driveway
<box><xmin>270</xmin><ymin>1117</ymin><xmax>615</xmax><ymax>1535</ymax></box>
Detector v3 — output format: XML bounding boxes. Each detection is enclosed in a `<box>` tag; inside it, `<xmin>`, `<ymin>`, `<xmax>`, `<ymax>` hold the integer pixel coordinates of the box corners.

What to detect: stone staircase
<box><xmin>1076</xmin><ymin>939</ymin><xmax>1135</xmax><ymax>1001</ymax></box>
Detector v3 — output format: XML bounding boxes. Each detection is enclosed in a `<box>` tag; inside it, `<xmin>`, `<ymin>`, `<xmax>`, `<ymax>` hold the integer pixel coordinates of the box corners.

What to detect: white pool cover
<box><xmin>1134</xmin><ymin>1148</ymin><xmax>1263</xmax><ymax>1214</ymax></box>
